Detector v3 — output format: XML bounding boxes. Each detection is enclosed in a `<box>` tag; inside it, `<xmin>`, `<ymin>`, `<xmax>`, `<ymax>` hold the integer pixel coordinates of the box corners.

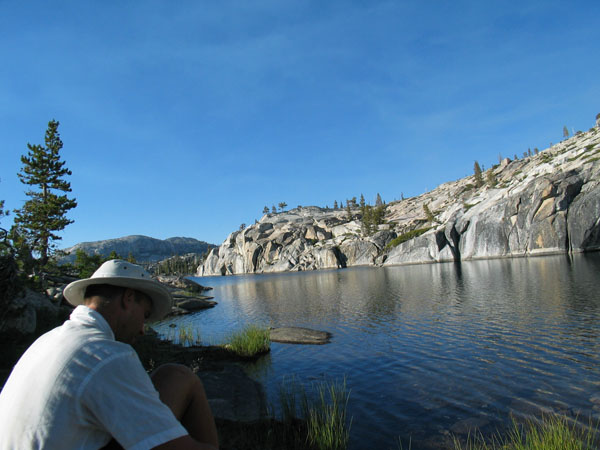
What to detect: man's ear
<box><xmin>121</xmin><ymin>288</ymin><xmax>136</xmax><ymax>310</ymax></box>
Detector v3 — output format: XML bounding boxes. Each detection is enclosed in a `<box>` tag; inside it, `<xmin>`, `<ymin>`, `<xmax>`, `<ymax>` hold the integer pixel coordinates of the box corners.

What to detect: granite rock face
<box><xmin>61</xmin><ymin>235</ymin><xmax>215</xmax><ymax>263</ymax></box>
<box><xmin>199</xmin><ymin>123</ymin><xmax>600</xmax><ymax>276</ymax></box>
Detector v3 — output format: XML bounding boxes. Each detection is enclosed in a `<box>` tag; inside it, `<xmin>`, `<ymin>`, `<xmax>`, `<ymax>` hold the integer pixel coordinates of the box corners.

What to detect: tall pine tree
<box><xmin>473</xmin><ymin>161</ymin><xmax>484</xmax><ymax>188</ymax></box>
<box><xmin>14</xmin><ymin>120</ymin><xmax>77</xmax><ymax>266</ymax></box>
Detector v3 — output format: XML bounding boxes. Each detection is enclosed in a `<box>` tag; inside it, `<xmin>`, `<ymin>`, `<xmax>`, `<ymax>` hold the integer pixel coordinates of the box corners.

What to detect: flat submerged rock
<box><xmin>269</xmin><ymin>327</ymin><xmax>332</xmax><ymax>345</ymax></box>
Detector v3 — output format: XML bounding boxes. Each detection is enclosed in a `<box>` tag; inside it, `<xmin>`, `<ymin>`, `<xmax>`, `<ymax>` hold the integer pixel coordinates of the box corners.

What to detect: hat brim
<box><xmin>63</xmin><ymin>277</ymin><xmax>173</xmax><ymax>322</ymax></box>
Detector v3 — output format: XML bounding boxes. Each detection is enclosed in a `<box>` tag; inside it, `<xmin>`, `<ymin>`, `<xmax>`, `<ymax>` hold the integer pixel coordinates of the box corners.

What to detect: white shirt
<box><xmin>0</xmin><ymin>305</ymin><xmax>187</xmax><ymax>450</ymax></box>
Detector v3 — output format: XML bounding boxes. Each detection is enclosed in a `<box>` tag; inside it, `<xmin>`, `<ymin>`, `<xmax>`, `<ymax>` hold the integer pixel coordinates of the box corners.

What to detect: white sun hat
<box><xmin>63</xmin><ymin>259</ymin><xmax>173</xmax><ymax>321</ymax></box>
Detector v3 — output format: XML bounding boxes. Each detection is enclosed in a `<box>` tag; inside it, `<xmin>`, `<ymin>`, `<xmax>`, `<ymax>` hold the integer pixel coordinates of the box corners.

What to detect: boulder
<box><xmin>340</xmin><ymin>240</ymin><xmax>379</xmax><ymax>266</ymax></box>
<box><xmin>0</xmin><ymin>289</ymin><xmax>63</xmax><ymax>337</ymax></box>
<box><xmin>155</xmin><ymin>275</ymin><xmax>211</xmax><ymax>292</ymax></box>
<box><xmin>173</xmin><ymin>298</ymin><xmax>217</xmax><ymax>312</ymax></box>
<box><xmin>270</xmin><ymin>327</ymin><xmax>332</xmax><ymax>344</ymax></box>
<box><xmin>199</xmin><ymin>364</ymin><xmax>267</xmax><ymax>423</ymax></box>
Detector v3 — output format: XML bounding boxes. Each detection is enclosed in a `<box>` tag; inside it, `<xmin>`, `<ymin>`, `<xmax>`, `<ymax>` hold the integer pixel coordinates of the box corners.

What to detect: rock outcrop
<box><xmin>61</xmin><ymin>235</ymin><xmax>215</xmax><ymax>264</ymax></box>
<box><xmin>198</xmin><ymin>122</ymin><xmax>600</xmax><ymax>276</ymax></box>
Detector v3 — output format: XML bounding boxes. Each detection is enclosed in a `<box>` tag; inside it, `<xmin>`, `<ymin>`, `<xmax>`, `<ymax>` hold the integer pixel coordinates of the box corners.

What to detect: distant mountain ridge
<box><xmin>60</xmin><ymin>235</ymin><xmax>216</xmax><ymax>264</ymax></box>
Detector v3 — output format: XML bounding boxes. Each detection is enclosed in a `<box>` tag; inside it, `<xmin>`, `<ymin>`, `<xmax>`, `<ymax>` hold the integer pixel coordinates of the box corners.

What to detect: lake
<box><xmin>154</xmin><ymin>253</ymin><xmax>600</xmax><ymax>449</ymax></box>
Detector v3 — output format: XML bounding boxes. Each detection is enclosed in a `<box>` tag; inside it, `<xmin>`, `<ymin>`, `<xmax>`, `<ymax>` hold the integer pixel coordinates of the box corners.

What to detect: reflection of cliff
<box><xmin>215</xmin><ymin>269</ymin><xmax>395</xmax><ymax>327</ymax></box>
<box><xmin>206</xmin><ymin>255</ymin><xmax>600</xmax><ymax>350</ymax></box>
<box><xmin>200</xmin><ymin>123</ymin><xmax>600</xmax><ymax>276</ymax></box>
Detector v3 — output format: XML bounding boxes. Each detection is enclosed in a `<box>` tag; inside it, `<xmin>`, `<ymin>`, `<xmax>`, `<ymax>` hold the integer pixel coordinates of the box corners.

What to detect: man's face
<box><xmin>117</xmin><ymin>289</ymin><xmax>153</xmax><ymax>344</ymax></box>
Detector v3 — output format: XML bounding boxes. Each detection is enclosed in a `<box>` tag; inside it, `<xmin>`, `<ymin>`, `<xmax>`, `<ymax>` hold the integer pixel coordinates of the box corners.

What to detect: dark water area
<box><xmin>155</xmin><ymin>254</ymin><xmax>600</xmax><ymax>449</ymax></box>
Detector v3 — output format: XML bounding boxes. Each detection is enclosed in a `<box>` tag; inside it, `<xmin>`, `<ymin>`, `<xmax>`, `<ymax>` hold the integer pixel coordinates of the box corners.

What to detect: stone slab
<box><xmin>269</xmin><ymin>327</ymin><xmax>332</xmax><ymax>345</ymax></box>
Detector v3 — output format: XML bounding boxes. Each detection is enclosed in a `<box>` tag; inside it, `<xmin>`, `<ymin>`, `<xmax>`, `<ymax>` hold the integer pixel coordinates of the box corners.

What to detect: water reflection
<box><xmin>156</xmin><ymin>254</ymin><xmax>600</xmax><ymax>449</ymax></box>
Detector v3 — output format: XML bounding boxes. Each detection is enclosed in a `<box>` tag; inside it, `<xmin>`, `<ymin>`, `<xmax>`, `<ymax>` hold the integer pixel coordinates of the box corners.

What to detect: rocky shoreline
<box><xmin>0</xmin><ymin>272</ymin><xmax>336</xmax><ymax>449</ymax></box>
<box><xmin>199</xmin><ymin>119</ymin><xmax>600</xmax><ymax>276</ymax></box>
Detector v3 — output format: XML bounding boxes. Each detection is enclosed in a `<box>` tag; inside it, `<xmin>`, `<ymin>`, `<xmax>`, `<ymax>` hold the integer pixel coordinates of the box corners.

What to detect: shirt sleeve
<box><xmin>79</xmin><ymin>349</ymin><xmax>188</xmax><ymax>450</ymax></box>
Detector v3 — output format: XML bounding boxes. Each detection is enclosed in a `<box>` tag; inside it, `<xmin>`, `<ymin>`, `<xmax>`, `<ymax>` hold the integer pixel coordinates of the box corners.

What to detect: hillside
<box><xmin>61</xmin><ymin>235</ymin><xmax>215</xmax><ymax>264</ymax></box>
<box><xmin>199</xmin><ymin>118</ymin><xmax>600</xmax><ymax>276</ymax></box>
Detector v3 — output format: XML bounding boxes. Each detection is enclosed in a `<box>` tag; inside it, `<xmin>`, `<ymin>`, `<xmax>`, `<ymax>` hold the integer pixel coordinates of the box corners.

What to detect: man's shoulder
<box><xmin>33</xmin><ymin>321</ymin><xmax>136</xmax><ymax>372</ymax></box>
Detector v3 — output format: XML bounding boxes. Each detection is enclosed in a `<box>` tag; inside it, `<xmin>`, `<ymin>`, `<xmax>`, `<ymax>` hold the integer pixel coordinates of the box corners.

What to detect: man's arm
<box><xmin>150</xmin><ymin>364</ymin><xmax>219</xmax><ymax>449</ymax></box>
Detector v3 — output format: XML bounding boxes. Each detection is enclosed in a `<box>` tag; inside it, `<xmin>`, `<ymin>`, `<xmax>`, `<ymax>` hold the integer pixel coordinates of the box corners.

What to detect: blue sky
<box><xmin>1</xmin><ymin>1</ymin><xmax>599</xmax><ymax>249</ymax></box>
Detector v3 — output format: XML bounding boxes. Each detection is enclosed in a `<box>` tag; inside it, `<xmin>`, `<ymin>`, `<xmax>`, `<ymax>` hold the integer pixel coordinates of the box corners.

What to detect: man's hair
<box><xmin>84</xmin><ymin>284</ymin><xmax>150</xmax><ymax>308</ymax></box>
<box><xmin>84</xmin><ymin>284</ymin><xmax>126</xmax><ymax>302</ymax></box>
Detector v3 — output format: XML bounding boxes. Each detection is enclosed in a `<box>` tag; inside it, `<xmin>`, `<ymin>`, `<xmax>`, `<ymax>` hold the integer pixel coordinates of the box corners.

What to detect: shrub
<box><xmin>386</xmin><ymin>228</ymin><xmax>431</xmax><ymax>249</ymax></box>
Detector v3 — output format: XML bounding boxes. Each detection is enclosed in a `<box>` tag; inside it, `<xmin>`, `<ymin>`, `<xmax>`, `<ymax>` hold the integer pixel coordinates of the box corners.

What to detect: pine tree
<box><xmin>0</xmin><ymin>195</ymin><xmax>9</xmax><ymax>254</ymax></box>
<box><xmin>361</xmin><ymin>205</ymin><xmax>373</xmax><ymax>235</ymax></box>
<box><xmin>0</xmin><ymin>199</ymin><xmax>6</xmax><ymax>226</ymax></box>
<box><xmin>263</xmin><ymin>206</ymin><xmax>269</xmax><ymax>214</ymax></box>
<box><xmin>423</xmin><ymin>204</ymin><xmax>435</xmax><ymax>223</ymax></box>
<box><xmin>359</xmin><ymin>194</ymin><xmax>365</xmax><ymax>209</ymax></box>
<box><xmin>486</xmin><ymin>169</ymin><xmax>498</xmax><ymax>187</ymax></box>
<box><xmin>345</xmin><ymin>202</ymin><xmax>352</xmax><ymax>222</ymax></box>
<box><xmin>278</xmin><ymin>202</ymin><xmax>287</xmax><ymax>212</ymax></box>
<box><xmin>563</xmin><ymin>126</ymin><xmax>569</xmax><ymax>139</ymax></box>
<box><xmin>14</xmin><ymin>120</ymin><xmax>77</xmax><ymax>266</ymax></box>
<box><xmin>473</xmin><ymin>161</ymin><xmax>484</xmax><ymax>188</ymax></box>
<box><xmin>333</xmin><ymin>200</ymin><xmax>338</xmax><ymax>209</ymax></box>
<box><xmin>272</xmin><ymin>205</ymin><xmax>277</xmax><ymax>213</ymax></box>
<box><xmin>376</xmin><ymin>193</ymin><xmax>383</xmax><ymax>207</ymax></box>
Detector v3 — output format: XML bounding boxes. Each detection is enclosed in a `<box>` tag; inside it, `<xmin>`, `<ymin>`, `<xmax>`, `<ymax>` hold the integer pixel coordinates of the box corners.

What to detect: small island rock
<box><xmin>270</xmin><ymin>327</ymin><xmax>332</xmax><ymax>345</ymax></box>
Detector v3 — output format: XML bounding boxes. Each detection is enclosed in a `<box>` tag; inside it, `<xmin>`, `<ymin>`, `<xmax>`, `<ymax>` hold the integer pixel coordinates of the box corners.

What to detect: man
<box><xmin>0</xmin><ymin>259</ymin><xmax>219</xmax><ymax>450</ymax></box>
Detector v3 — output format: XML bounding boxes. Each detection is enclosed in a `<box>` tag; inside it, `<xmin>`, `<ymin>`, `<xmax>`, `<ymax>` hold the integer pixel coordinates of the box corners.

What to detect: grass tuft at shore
<box><xmin>305</xmin><ymin>379</ymin><xmax>352</xmax><ymax>450</ymax></box>
<box><xmin>223</xmin><ymin>325</ymin><xmax>271</xmax><ymax>357</ymax></box>
<box><xmin>278</xmin><ymin>377</ymin><xmax>351</xmax><ymax>450</ymax></box>
<box><xmin>453</xmin><ymin>414</ymin><xmax>598</xmax><ymax>450</ymax></box>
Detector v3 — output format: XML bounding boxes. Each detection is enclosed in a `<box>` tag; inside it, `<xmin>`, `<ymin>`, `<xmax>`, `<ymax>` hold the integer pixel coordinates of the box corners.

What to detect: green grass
<box><xmin>278</xmin><ymin>377</ymin><xmax>352</xmax><ymax>450</ymax></box>
<box><xmin>178</xmin><ymin>325</ymin><xmax>200</xmax><ymax>346</ymax></box>
<box><xmin>216</xmin><ymin>377</ymin><xmax>352</xmax><ymax>450</ymax></box>
<box><xmin>453</xmin><ymin>415</ymin><xmax>598</xmax><ymax>450</ymax></box>
<box><xmin>386</xmin><ymin>227</ymin><xmax>432</xmax><ymax>249</ymax></box>
<box><xmin>223</xmin><ymin>325</ymin><xmax>271</xmax><ymax>357</ymax></box>
<box><xmin>305</xmin><ymin>380</ymin><xmax>352</xmax><ymax>450</ymax></box>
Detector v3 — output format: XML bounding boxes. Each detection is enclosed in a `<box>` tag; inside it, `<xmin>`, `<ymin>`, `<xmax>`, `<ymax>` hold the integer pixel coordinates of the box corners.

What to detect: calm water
<box><xmin>154</xmin><ymin>254</ymin><xmax>600</xmax><ymax>449</ymax></box>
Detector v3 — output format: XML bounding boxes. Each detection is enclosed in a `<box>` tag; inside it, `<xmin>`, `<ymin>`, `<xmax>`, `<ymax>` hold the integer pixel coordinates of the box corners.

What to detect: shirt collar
<box><xmin>70</xmin><ymin>305</ymin><xmax>116</xmax><ymax>341</ymax></box>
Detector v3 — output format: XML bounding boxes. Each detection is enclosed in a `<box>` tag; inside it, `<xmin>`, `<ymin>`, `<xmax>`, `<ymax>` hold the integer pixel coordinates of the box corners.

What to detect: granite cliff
<box><xmin>198</xmin><ymin>121</ymin><xmax>600</xmax><ymax>276</ymax></box>
<box><xmin>61</xmin><ymin>235</ymin><xmax>215</xmax><ymax>264</ymax></box>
